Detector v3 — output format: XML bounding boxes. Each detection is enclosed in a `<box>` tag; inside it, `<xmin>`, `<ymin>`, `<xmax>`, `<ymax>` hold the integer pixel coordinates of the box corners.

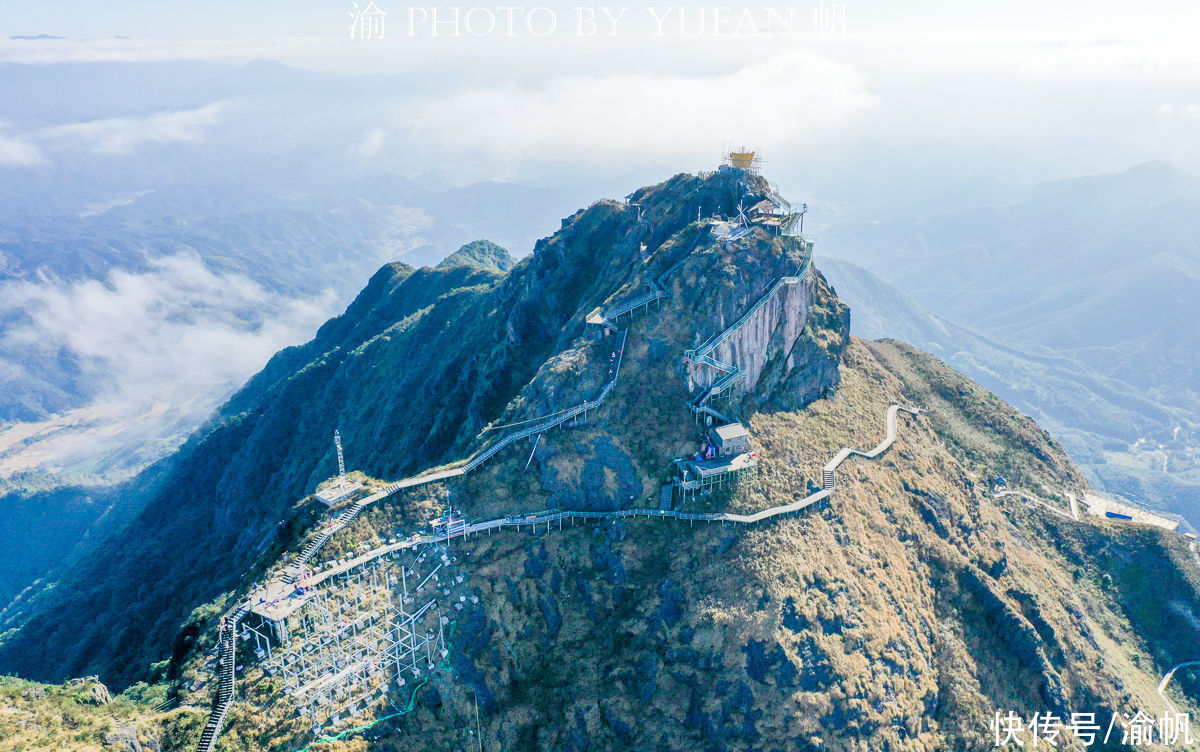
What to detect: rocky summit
<box><xmin>2</xmin><ymin>168</ymin><xmax>1199</xmax><ymax>752</ymax></box>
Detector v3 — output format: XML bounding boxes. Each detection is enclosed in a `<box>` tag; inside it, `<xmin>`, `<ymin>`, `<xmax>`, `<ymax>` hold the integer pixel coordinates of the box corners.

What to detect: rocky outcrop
<box><xmin>68</xmin><ymin>676</ymin><xmax>111</xmax><ymax>705</ymax></box>
<box><xmin>104</xmin><ymin>723</ymin><xmax>151</xmax><ymax>752</ymax></box>
<box><xmin>957</xmin><ymin>567</ymin><xmax>1070</xmax><ymax>715</ymax></box>
<box><xmin>686</xmin><ymin>269</ymin><xmax>846</xmax><ymax>402</ymax></box>
<box><xmin>685</xmin><ymin>272</ymin><xmax>813</xmax><ymax>391</ymax></box>
<box><xmin>679</xmin><ymin>243</ymin><xmax>848</xmax><ymax>416</ymax></box>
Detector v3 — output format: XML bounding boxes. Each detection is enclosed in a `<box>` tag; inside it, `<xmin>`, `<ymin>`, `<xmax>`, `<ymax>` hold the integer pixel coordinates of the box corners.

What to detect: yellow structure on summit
<box><xmin>725</xmin><ymin>148</ymin><xmax>762</xmax><ymax>172</ymax></box>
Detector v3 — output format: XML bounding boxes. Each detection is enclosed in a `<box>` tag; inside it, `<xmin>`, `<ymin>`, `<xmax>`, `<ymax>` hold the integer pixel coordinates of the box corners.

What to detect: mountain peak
<box><xmin>435</xmin><ymin>239</ymin><xmax>515</xmax><ymax>272</ymax></box>
<box><xmin>1029</xmin><ymin>159</ymin><xmax>1200</xmax><ymax>208</ymax></box>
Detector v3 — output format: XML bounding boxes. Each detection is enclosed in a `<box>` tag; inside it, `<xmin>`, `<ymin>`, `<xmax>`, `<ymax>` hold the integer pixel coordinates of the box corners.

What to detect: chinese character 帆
<box><xmin>1159</xmin><ymin>711</ymin><xmax>1194</xmax><ymax>746</ymax></box>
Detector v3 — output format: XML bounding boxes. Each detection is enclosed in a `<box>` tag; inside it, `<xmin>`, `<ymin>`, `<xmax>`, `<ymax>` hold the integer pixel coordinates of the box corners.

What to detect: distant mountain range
<box><xmin>818</xmin><ymin>161</ymin><xmax>1200</xmax><ymax>525</ymax></box>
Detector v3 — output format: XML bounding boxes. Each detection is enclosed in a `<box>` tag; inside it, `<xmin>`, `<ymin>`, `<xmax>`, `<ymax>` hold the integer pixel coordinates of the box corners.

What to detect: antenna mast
<box><xmin>334</xmin><ymin>429</ymin><xmax>346</xmax><ymax>482</ymax></box>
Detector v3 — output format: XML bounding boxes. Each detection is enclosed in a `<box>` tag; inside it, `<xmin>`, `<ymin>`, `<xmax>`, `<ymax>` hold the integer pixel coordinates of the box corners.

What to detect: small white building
<box><xmin>710</xmin><ymin>422</ymin><xmax>751</xmax><ymax>457</ymax></box>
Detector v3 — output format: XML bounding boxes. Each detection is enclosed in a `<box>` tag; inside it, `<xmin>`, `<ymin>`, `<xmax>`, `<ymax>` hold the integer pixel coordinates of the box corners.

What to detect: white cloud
<box><xmin>0</xmin><ymin>254</ymin><xmax>335</xmax><ymax>476</ymax></box>
<box><xmin>1157</xmin><ymin>103</ymin><xmax>1200</xmax><ymax>121</ymax></box>
<box><xmin>0</xmin><ymin>129</ymin><xmax>44</xmax><ymax>167</ymax></box>
<box><xmin>3</xmin><ymin>253</ymin><xmax>331</xmax><ymax>391</ymax></box>
<box><xmin>397</xmin><ymin>51</ymin><xmax>878</xmax><ymax>170</ymax></box>
<box><xmin>356</xmin><ymin>127</ymin><xmax>385</xmax><ymax>158</ymax></box>
<box><xmin>79</xmin><ymin>189</ymin><xmax>155</xmax><ymax>218</ymax></box>
<box><xmin>42</xmin><ymin>101</ymin><xmax>236</xmax><ymax>155</ymax></box>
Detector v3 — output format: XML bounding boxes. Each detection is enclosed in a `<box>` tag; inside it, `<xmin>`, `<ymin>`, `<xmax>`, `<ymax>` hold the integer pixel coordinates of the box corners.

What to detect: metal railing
<box><xmin>258</xmin><ymin>405</ymin><xmax>921</xmax><ymax>596</ymax></box>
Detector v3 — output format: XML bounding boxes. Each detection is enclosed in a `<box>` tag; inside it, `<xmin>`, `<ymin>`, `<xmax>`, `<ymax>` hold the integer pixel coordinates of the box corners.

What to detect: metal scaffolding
<box><xmin>262</xmin><ymin>553</ymin><xmax>453</xmax><ymax>732</ymax></box>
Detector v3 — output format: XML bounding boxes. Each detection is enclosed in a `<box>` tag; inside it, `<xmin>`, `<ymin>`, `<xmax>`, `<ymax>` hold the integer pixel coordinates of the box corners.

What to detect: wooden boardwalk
<box><xmin>254</xmin><ymin>403</ymin><xmax>919</xmax><ymax>622</ymax></box>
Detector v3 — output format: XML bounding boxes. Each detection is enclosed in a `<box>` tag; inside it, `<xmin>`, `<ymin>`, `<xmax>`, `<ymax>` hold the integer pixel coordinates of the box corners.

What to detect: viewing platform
<box><xmin>1083</xmin><ymin>491</ymin><xmax>1183</xmax><ymax>531</ymax></box>
<box><xmin>680</xmin><ymin>451</ymin><xmax>758</xmax><ymax>482</ymax></box>
<box><xmin>314</xmin><ymin>480</ymin><xmax>363</xmax><ymax>506</ymax></box>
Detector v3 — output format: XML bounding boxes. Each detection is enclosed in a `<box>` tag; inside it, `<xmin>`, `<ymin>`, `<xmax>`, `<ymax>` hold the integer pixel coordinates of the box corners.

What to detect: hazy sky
<box><xmin>4</xmin><ymin>1</ymin><xmax>1199</xmax><ymax>181</ymax></box>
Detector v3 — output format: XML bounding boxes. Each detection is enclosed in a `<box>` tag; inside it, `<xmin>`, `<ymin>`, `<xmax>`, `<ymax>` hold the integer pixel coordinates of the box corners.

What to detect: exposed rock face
<box><xmin>68</xmin><ymin>676</ymin><xmax>111</xmax><ymax>705</ymax></box>
<box><xmin>755</xmin><ymin>270</ymin><xmax>850</xmax><ymax>411</ymax></box>
<box><xmin>685</xmin><ymin>266</ymin><xmax>828</xmax><ymax>396</ymax></box>
<box><xmin>671</xmin><ymin>225</ymin><xmax>848</xmax><ymax>418</ymax></box>
<box><xmin>537</xmin><ymin>434</ymin><xmax>647</xmax><ymax>510</ymax></box>
<box><xmin>104</xmin><ymin>722</ymin><xmax>143</xmax><ymax>752</ymax></box>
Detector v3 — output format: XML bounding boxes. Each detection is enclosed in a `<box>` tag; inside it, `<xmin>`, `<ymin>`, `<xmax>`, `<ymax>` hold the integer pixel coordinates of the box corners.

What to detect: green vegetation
<box><xmin>0</xmin><ymin>675</ymin><xmax>202</xmax><ymax>752</ymax></box>
<box><xmin>434</xmin><ymin>239</ymin><xmax>515</xmax><ymax>273</ymax></box>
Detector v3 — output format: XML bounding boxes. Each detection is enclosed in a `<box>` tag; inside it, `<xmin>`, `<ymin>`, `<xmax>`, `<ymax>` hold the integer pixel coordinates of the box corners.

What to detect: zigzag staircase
<box><xmin>683</xmin><ymin>252</ymin><xmax>812</xmax><ymax>420</ymax></box>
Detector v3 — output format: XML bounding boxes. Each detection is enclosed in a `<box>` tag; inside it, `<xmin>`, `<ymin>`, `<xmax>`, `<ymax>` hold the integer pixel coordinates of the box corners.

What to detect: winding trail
<box><xmin>283</xmin><ymin>224</ymin><xmax>809</xmax><ymax>588</ymax></box>
<box><xmin>1158</xmin><ymin>661</ymin><xmax>1200</xmax><ymax>714</ymax></box>
<box><xmin>991</xmin><ymin>488</ymin><xmax>1078</xmax><ymax>521</ymax></box>
<box><xmin>198</xmin><ymin>398</ymin><xmax>918</xmax><ymax>752</ymax></box>
<box><xmin>278</xmin><ymin>326</ymin><xmax>630</xmax><ymax>588</ymax></box>
<box><xmin>256</xmin><ymin>403</ymin><xmax>920</xmax><ymax>619</ymax></box>
<box><xmin>198</xmin><ymin>334</ymin><xmax>634</xmax><ymax>751</ymax></box>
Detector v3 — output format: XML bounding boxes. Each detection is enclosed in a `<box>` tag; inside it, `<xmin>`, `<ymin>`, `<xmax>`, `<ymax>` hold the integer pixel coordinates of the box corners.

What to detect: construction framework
<box><xmin>259</xmin><ymin>556</ymin><xmax>450</xmax><ymax>732</ymax></box>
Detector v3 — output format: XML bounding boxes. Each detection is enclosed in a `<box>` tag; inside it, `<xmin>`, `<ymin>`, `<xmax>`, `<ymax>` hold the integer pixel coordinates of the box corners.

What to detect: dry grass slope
<box><xmin>201</xmin><ymin>337</ymin><xmax>1200</xmax><ymax>752</ymax></box>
